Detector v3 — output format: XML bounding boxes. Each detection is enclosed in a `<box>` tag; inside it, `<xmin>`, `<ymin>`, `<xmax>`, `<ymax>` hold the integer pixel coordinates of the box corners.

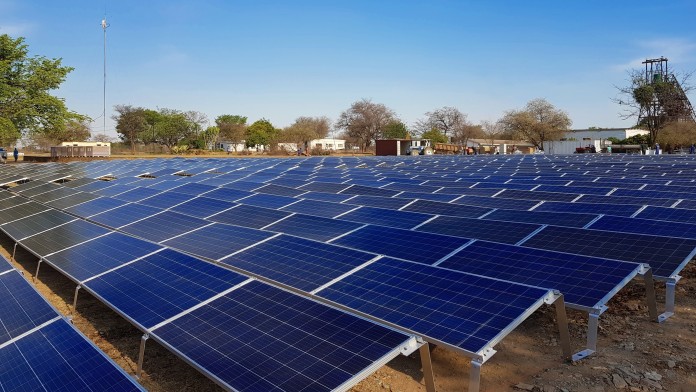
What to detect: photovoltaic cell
<box><xmin>1</xmin><ymin>209</ymin><xmax>76</xmax><ymax>241</ymax></box>
<box><xmin>0</xmin><ymin>319</ymin><xmax>145</xmax><ymax>391</ymax></box>
<box><xmin>417</xmin><ymin>216</ymin><xmax>541</xmax><ymax>244</ymax></box>
<box><xmin>238</xmin><ymin>193</ymin><xmax>298</xmax><ymax>209</ymax></box>
<box><xmin>280</xmin><ymin>199</ymin><xmax>357</xmax><ymax>218</ymax></box>
<box><xmin>318</xmin><ymin>257</ymin><xmax>550</xmax><ymax>354</ymax></box>
<box><xmin>221</xmin><ymin>235</ymin><xmax>376</xmax><ymax>291</ymax></box>
<box><xmin>0</xmin><ymin>271</ymin><xmax>58</xmax><ymax>343</ymax></box>
<box><xmin>44</xmin><ymin>192</ymin><xmax>98</xmax><ymax>210</ymax></box>
<box><xmin>203</xmin><ymin>187</ymin><xmax>253</xmax><ymax>202</ymax></box>
<box><xmin>19</xmin><ymin>220</ymin><xmax>111</xmax><ymax>257</ymax></box>
<box><xmin>44</xmin><ymin>232</ymin><xmax>164</xmax><ymax>282</ymax></box>
<box><xmin>208</xmin><ymin>204</ymin><xmax>292</xmax><ymax>229</ymax></box>
<box><xmin>84</xmin><ymin>249</ymin><xmax>247</xmax><ymax>329</ymax></box>
<box><xmin>120</xmin><ymin>211</ymin><xmax>208</xmax><ymax>243</ymax></box>
<box><xmin>254</xmin><ymin>183</ymin><xmax>307</xmax><ymax>197</ymax></box>
<box><xmin>588</xmin><ymin>215</ymin><xmax>696</xmax><ymax>240</ymax></box>
<box><xmin>65</xmin><ymin>197</ymin><xmax>128</xmax><ymax>218</ymax></box>
<box><xmin>89</xmin><ymin>203</ymin><xmax>163</xmax><ymax>229</ymax></box>
<box><xmin>453</xmin><ymin>195</ymin><xmax>541</xmax><ymax>210</ymax></box>
<box><xmin>338</xmin><ymin>206</ymin><xmax>432</xmax><ymax>229</ymax></box>
<box><xmin>264</xmin><ymin>214</ymin><xmax>363</xmax><ymax>242</ymax></box>
<box><xmin>522</xmin><ymin>226</ymin><xmax>696</xmax><ymax>278</ymax></box>
<box><xmin>339</xmin><ymin>184</ymin><xmax>400</xmax><ymax>197</ymax></box>
<box><xmin>111</xmin><ymin>187</ymin><xmax>163</xmax><ymax>202</ymax></box>
<box><xmin>635</xmin><ymin>206</ymin><xmax>696</xmax><ymax>224</ymax></box>
<box><xmin>484</xmin><ymin>209</ymin><xmax>598</xmax><ymax>228</ymax></box>
<box><xmin>577</xmin><ymin>194</ymin><xmax>677</xmax><ymax>207</ymax></box>
<box><xmin>168</xmin><ymin>196</ymin><xmax>235</xmax><ymax>218</ymax></box>
<box><xmin>138</xmin><ymin>191</ymin><xmax>193</xmax><ymax>209</ymax></box>
<box><xmin>332</xmin><ymin>225</ymin><xmax>471</xmax><ymax>264</ymax></box>
<box><xmin>151</xmin><ymin>280</ymin><xmax>410</xmax><ymax>392</ymax></box>
<box><xmin>299</xmin><ymin>182</ymin><xmax>352</xmax><ymax>193</ymax></box>
<box><xmin>1</xmin><ymin>201</ymin><xmax>50</xmax><ymax>222</ymax></box>
<box><xmin>301</xmin><ymin>191</ymin><xmax>356</xmax><ymax>203</ymax></box>
<box><xmin>162</xmin><ymin>223</ymin><xmax>274</xmax><ymax>260</ymax></box>
<box><xmin>401</xmin><ymin>199</ymin><xmax>492</xmax><ymax>218</ymax></box>
<box><xmin>440</xmin><ymin>241</ymin><xmax>640</xmax><ymax>308</ymax></box>
<box><xmin>534</xmin><ymin>201</ymin><xmax>642</xmax><ymax>217</ymax></box>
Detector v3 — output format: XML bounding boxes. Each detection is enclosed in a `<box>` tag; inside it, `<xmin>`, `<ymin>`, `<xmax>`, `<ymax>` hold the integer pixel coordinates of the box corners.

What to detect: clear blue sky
<box><xmin>2</xmin><ymin>0</ymin><xmax>695</xmax><ymax>137</ymax></box>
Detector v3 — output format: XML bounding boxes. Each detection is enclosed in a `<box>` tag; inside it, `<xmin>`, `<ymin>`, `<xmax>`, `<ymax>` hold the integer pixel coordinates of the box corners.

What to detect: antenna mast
<box><xmin>101</xmin><ymin>17</ymin><xmax>110</xmax><ymax>137</ymax></box>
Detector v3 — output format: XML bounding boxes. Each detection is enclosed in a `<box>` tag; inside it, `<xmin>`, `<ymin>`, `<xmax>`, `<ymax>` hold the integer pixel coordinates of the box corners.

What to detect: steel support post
<box><xmin>34</xmin><ymin>259</ymin><xmax>42</xmax><ymax>282</ymax></box>
<box><xmin>419</xmin><ymin>343</ymin><xmax>436</xmax><ymax>392</ymax></box>
<box><xmin>554</xmin><ymin>295</ymin><xmax>572</xmax><ymax>361</ymax></box>
<box><xmin>468</xmin><ymin>359</ymin><xmax>482</xmax><ymax>392</ymax></box>
<box><xmin>658</xmin><ymin>277</ymin><xmax>680</xmax><ymax>323</ymax></box>
<box><xmin>136</xmin><ymin>334</ymin><xmax>149</xmax><ymax>379</ymax></box>
<box><xmin>641</xmin><ymin>269</ymin><xmax>659</xmax><ymax>321</ymax></box>
<box><xmin>72</xmin><ymin>285</ymin><xmax>81</xmax><ymax>314</ymax></box>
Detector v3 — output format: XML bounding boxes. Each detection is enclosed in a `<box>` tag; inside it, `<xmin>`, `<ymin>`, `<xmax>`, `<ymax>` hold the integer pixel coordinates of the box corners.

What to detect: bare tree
<box><xmin>451</xmin><ymin>124</ymin><xmax>483</xmax><ymax>147</ymax></box>
<box><xmin>336</xmin><ymin>99</ymin><xmax>395</xmax><ymax>151</ymax></box>
<box><xmin>415</xmin><ymin>106</ymin><xmax>469</xmax><ymax>140</ymax></box>
<box><xmin>185</xmin><ymin>111</ymin><xmax>209</xmax><ymax>137</ymax></box>
<box><xmin>500</xmin><ymin>98</ymin><xmax>572</xmax><ymax>150</ymax></box>
<box><xmin>480</xmin><ymin>120</ymin><xmax>502</xmax><ymax>147</ymax></box>
<box><xmin>614</xmin><ymin>58</ymin><xmax>695</xmax><ymax>145</ymax></box>
<box><xmin>91</xmin><ymin>133</ymin><xmax>114</xmax><ymax>143</ymax></box>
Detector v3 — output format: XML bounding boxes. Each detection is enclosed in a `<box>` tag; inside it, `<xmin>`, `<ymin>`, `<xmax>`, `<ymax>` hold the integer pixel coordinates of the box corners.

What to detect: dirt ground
<box><xmin>3</xmin><ymin>231</ymin><xmax>695</xmax><ymax>392</ymax></box>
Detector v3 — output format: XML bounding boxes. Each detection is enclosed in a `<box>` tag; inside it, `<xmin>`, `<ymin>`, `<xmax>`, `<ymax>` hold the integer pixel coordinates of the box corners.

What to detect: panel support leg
<box><xmin>34</xmin><ymin>258</ymin><xmax>42</xmax><ymax>282</ymax></box>
<box><xmin>553</xmin><ymin>295</ymin><xmax>572</xmax><ymax>361</ymax></box>
<box><xmin>641</xmin><ymin>268</ymin><xmax>659</xmax><ymax>322</ymax></box>
<box><xmin>658</xmin><ymin>276</ymin><xmax>680</xmax><ymax>323</ymax></box>
<box><xmin>419</xmin><ymin>343</ymin><xmax>436</xmax><ymax>392</ymax></box>
<box><xmin>573</xmin><ymin>311</ymin><xmax>600</xmax><ymax>361</ymax></box>
<box><xmin>136</xmin><ymin>334</ymin><xmax>149</xmax><ymax>379</ymax></box>
<box><xmin>468</xmin><ymin>359</ymin><xmax>482</xmax><ymax>392</ymax></box>
<box><xmin>12</xmin><ymin>242</ymin><xmax>17</xmax><ymax>261</ymax></box>
<box><xmin>72</xmin><ymin>285</ymin><xmax>81</xmax><ymax>314</ymax></box>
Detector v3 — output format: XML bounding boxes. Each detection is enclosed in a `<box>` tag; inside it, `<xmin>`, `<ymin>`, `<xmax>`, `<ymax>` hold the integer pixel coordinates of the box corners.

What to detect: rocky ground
<box><xmin>3</xmin><ymin>232</ymin><xmax>695</xmax><ymax>392</ymax></box>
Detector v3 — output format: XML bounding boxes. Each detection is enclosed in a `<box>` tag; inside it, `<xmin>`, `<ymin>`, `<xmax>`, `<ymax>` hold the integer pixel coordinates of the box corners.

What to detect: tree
<box><xmin>113</xmin><ymin>105</ymin><xmax>147</xmax><ymax>153</ymax></box>
<box><xmin>656</xmin><ymin>121</ymin><xmax>696</xmax><ymax>148</ymax></box>
<box><xmin>614</xmin><ymin>64</ymin><xmax>695</xmax><ymax>145</ymax></box>
<box><xmin>336</xmin><ymin>99</ymin><xmax>396</xmax><ymax>151</ymax></box>
<box><xmin>421</xmin><ymin>128</ymin><xmax>448</xmax><ymax>144</ymax></box>
<box><xmin>153</xmin><ymin>109</ymin><xmax>196</xmax><ymax>152</ymax></box>
<box><xmin>283</xmin><ymin>116</ymin><xmax>331</xmax><ymax>149</ymax></box>
<box><xmin>382</xmin><ymin>120</ymin><xmax>408</xmax><ymax>139</ymax></box>
<box><xmin>91</xmin><ymin>133</ymin><xmax>114</xmax><ymax>143</ymax></box>
<box><xmin>245</xmin><ymin>119</ymin><xmax>278</xmax><ymax>150</ymax></box>
<box><xmin>500</xmin><ymin>98</ymin><xmax>572</xmax><ymax>150</ymax></box>
<box><xmin>451</xmin><ymin>124</ymin><xmax>483</xmax><ymax>146</ymax></box>
<box><xmin>200</xmin><ymin>126</ymin><xmax>219</xmax><ymax>150</ymax></box>
<box><xmin>185</xmin><ymin>111</ymin><xmax>209</xmax><ymax>137</ymax></box>
<box><xmin>481</xmin><ymin>120</ymin><xmax>503</xmax><ymax>147</ymax></box>
<box><xmin>216</xmin><ymin>115</ymin><xmax>247</xmax><ymax>152</ymax></box>
<box><xmin>0</xmin><ymin>34</ymin><xmax>82</xmax><ymax>146</ymax></box>
<box><xmin>415</xmin><ymin>107</ymin><xmax>470</xmax><ymax>140</ymax></box>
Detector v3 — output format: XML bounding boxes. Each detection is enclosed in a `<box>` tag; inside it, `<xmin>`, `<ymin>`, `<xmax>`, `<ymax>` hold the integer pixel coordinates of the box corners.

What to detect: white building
<box><xmin>561</xmin><ymin>128</ymin><xmax>648</xmax><ymax>142</ymax></box>
<box><xmin>217</xmin><ymin>138</ymin><xmax>345</xmax><ymax>153</ymax></box>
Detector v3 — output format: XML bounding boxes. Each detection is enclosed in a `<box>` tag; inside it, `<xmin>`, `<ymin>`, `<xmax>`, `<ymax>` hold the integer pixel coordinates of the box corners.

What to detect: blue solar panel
<box><xmin>588</xmin><ymin>215</ymin><xmax>696</xmax><ymax>240</ymax></box>
<box><xmin>93</xmin><ymin>184</ymin><xmax>136</xmax><ymax>197</ymax></box>
<box><xmin>208</xmin><ymin>204</ymin><xmax>292</xmax><ymax>229</ymax></box>
<box><xmin>298</xmin><ymin>182</ymin><xmax>352</xmax><ymax>193</ymax></box>
<box><xmin>74</xmin><ymin>180</ymin><xmax>117</xmax><ymax>193</ymax></box>
<box><xmin>65</xmin><ymin>197</ymin><xmax>127</xmax><ymax>217</ymax></box>
<box><xmin>417</xmin><ymin>216</ymin><xmax>541</xmax><ymax>244</ymax></box>
<box><xmin>0</xmin><ymin>271</ymin><xmax>58</xmax><ymax>343</ymax></box>
<box><xmin>577</xmin><ymin>194</ymin><xmax>677</xmax><ymax>207</ymax></box>
<box><xmin>635</xmin><ymin>206</ymin><xmax>696</xmax><ymax>224</ymax></box>
<box><xmin>238</xmin><ymin>193</ymin><xmax>297</xmax><ymax>209</ymax></box>
<box><xmin>138</xmin><ymin>191</ymin><xmax>194</xmax><ymax>209</ymax></box>
<box><xmin>0</xmin><ymin>319</ymin><xmax>145</xmax><ymax>391</ymax></box>
<box><xmin>301</xmin><ymin>191</ymin><xmax>361</xmax><ymax>203</ymax></box>
<box><xmin>318</xmin><ymin>257</ymin><xmax>550</xmax><ymax>354</ymax></box>
<box><xmin>339</xmin><ymin>184</ymin><xmax>400</xmax><ymax>197</ymax></box>
<box><xmin>401</xmin><ymin>199</ymin><xmax>492</xmax><ymax>218</ymax></box>
<box><xmin>44</xmin><ymin>233</ymin><xmax>163</xmax><ymax>282</ymax></box>
<box><xmin>120</xmin><ymin>211</ymin><xmax>208</xmax><ymax>243</ymax></box>
<box><xmin>395</xmin><ymin>192</ymin><xmax>459</xmax><ymax>202</ymax></box>
<box><xmin>44</xmin><ymin>192</ymin><xmax>98</xmax><ymax>210</ymax></box>
<box><xmin>338</xmin><ymin>206</ymin><xmax>432</xmax><ymax>229</ymax></box>
<box><xmin>162</xmin><ymin>223</ymin><xmax>274</xmax><ymax>260</ymax></box>
<box><xmin>1</xmin><ymin>210</ymin><xmax>76</xmax><ymax>241</ymax></box>
<box><xmin>111</xmin><ymin>187</ymin><xmax>163</xmax><ymax>202</ymax></box>
<box><xmin>534</xmin><ymin>201</ymin><xmax>642</xmax><ymax>217</ymax></box>
<box><xmin>453</xmin><ymin>195</ymin><xmax>541</xmax><ymax>210</ymax></box>
<box><xmin>280</xmin><ymin>199</ymin><xmax>357</xmax><ymax>218</ymax></box>
<box><xmin>221</xmin><ymin>235</ymin><xmax>376</xmax><ymax>291</ymax></box>
<box><xmin>151</xmin><ymin>280</ymin><xmax>409</xmax><ymax>392</ymax></box>
<box><xmin>331</xmin><ymin>225</ymin><xmax>471</xmax><ymax>264</ymax></box>
<box><xmin>522</xmin><ymin>226</ymin><xmax>696</xmax><ymax>278</ymax></box>
<box><xmin>535</xmin><ymin>184</ymin><xmax>614</xmax><ymax>196</ymax></box>
<box><xmin>254</xmin><ymin>183</ymin><xmax>307</xmax><ymax>197</ymax></box>
<box><xmin>164</xmin><ymin>182</ymin><xmax>216</xmax><ymax>196</ymax></box>
<box><xmin>440</xmin><ymin>241</ymin><xmax>640</xmax><ymax>308</ymax></box>
<box><xmin>84</xmin><ymin>249</ymin><xmax>247</xmax><ymax>329</ymax></box>
<box><xmin>89</xmin><ymin>203</ymin><xmax>163</xmax><ymax>229</ymax></box>
<box><xmin>19</xmin><ymin>220</ymin><xmax>111</xmax><ymax>257</ymax></box>
<box><xmin>168</xmin><ymin>196</ymin><xmax>235</xmax><ymax>218</ymax></box>
<box><xmin>672</xmin><ymin>199</ymin><xmax>696</xmax><ymax>210</ymax></box>
<box><xmin>203</xmin><ymin>187</ymin><xmax>253</xmax><ymax>202</ymax></box>
<box><xmin>264</xmin><ymin>214</ymin><xmax>363</xmax><ymax>242</ymax></box>
<box><xmin>484</xmin><ymin>209</ymin><xmax>599</xmax><ymax>228</ymax></box>
<box><xmin>343</xmin><ymin>195</ymin><xmax>414</xmax><ymax>210</ymax></box>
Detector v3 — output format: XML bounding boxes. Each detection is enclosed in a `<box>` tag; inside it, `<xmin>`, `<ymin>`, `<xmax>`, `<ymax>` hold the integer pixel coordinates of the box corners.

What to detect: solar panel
<box><xmin>93</xmin><ymin>184</ymin><xmax>136</xmax><ymax>197</ymax></box>
<box><xmin>301</xmin><ymin>191</ymin><xmax>357</xmax><ymax>203</ymax></box>
<box><xmin>44</xmin><ymin>191</ymin><xmax>98</xmax><ymax>210</ymax></box>
<box><xmin>0</xmin><ymin>319</ymin><xmax>145</xmax><ymax>391</ymax></box>
<box><xmin>167</xmin><ymin>196</ymin><xmax>235</xmax><ymax>218</ymax></box>
<box><xmin>453</xmin><ymin>195</ymin><xmax>541</xmax><ymax>210</ymax></box>
<box><xmin>280</xmin><ymin>199</ymin><xmax>357</xmax><ymax>218</ymax></box>
<box><xmin>73</xmin><ymin>180</ymin><xmax>119</xmax><ymax>193</ymax></box>
<box><xmin>577</xmin><ymin>194</ymin><xmax>677</xmax><ymax>207</ymax></box>
<box><xmin>318</xmin><ymin>257</ymin><xmax>552</xmax><ymax>354</ymax></box>
<box><xmin>89</xmin><ymin>203</ymin><xmax>163</xmax><ymax>229</ymax></box>
<box><xmin>521</xmin><ymin>226</ymin><xmax>696</xmax><ymax>278</ymax></box>
<box><xmin>401</xmin><ymin>199</ymin><xmax>492</xmax><ymax>218</ymax></box>
<box><xmin>44</xmin><ymin>232</ymin><xmax>164</xmax><ymax>282</ymax></box>
<box><xmin>0</xmin><ymin>196</ymin><xmax>27</xmax><ymax>211</ymax></box>
<box><xmin>83</xmin><ymin>248</ymin><xmax>248</xmax><ymax>329</ymax></box>
<box><xmin>339</xmin><ymin>184</ymin><xmax>400</xmax><ymax>197</ymax></box>
<box><xmin>150</xmin><ymin>280</ymin><xmax>411</xmax><ymax>392</ymax></box>
<box><xmin>208</xmin><ymin>204</ymin><xmax>292</xmax><ymax>229</ymax></box>
<box><xmin>203</xmin><ymin>187</ymin><xmax>253</xmax><ymax>202</ymax></box>
<box><xmin>298</xmin><ymin>182</ymin><xmax>352</xmax><ymax>193</ymax></box>
<box><xmin>163</xmin><ymin>182</ymin><xmax>216</xmax><ymax>196</ymax></box>
<box><xmin>14</xmin><ymin>182</ymin><xmax>59</xmax><ymax>197</ymax></box>
<box><xmin>138</xmin><ymin>191</ymin><xmax>193</xmax><ymax>209</ymax></box>
<box><xmin>1</xmin><ymin>209</ymin><xmax>76</xmax><ymax>241</ymax></box>
<box><xmin>221</xmin><ymin>235</ymin><xmax>376</xmax><ymax>291</ymax></box>
<box><xmin>587</xmin><ymin>215</ymin><xmax>696</xmax><ymax>240</ymax></box>
<box><xmin>238</xmin><ymin>193</ymin><xmax>298</xmax><ymax>209</ymax></box>
<box><xmin>395</xmin><ymin>192</ymin><xmax>460</xmax><ymax>202</ymax></box>
<box><xmin>635</xmin><ymin>205</ymin><xmax>696</xmax><ymax>224</ymax></box>
<box><xmin>29</xmin><ymin>187</ymin><xmax>80</xmax><ymax>203</ymax></box>
<box><xmin>254</xmin><ymin>183</ymin><xmax>307</xmax><ymax>197</ymax></box>
<box><xmin>264</xmin><ymin>214</ymin><xmax>363</xmax><ymax>242</ymax></box>
<box><xmin>0</xmin><ymin>271</ymin><xmax>59</xmax><ymax>343</ymax></box>
<box><xmin>672</xmin><ymin>199</ymin><xmax>696</xmax><ymax>210</ymax></box>
<box><xmin>338</xmin><ymin>206</ymin><xmax>432</xmax><ymax>229</ymax></box>
<box><xmin>533</xmin><ymin>201</ymin><xmax>642</xmax><ymax>217</ymax></box>
<box><xmin>19</xmin><ymin>220</ymin><xmax>111</xmax><ymax>257</ymax></box>
<box><xmin>484</xmin><ymin>209</ymin><xmax>599</xmax><ymax>228</ymax></box>
<box><xmin>331</xmin><ymin>225</ymin><xmax>471</xmax><ymax>264</ymax></box>
<box><xmin>417</xmin><ymin>216</ymin><xmax>541</xmax><ymax>244</ymax></box>
<box><xmin>111</xmin><ymin>187</ymin><xmax>163</xmax><ymax>202</ymax></box>
<box><xmin>342</xmin><ymin>195</ymin><xmax>414</xmax><ymax>210</ymax></box>
<box><xmin>162</xmin><ymin>223</ymin><xmax>275</xmax><ymax>260</ymax></box>
<box><xmin>120</xmin><ymin>210</ymin><xmax>208</xmax><ymax>243</ymax></box>
<box><xmin>65</xmin><ymin>197</ymin><xmax>128</xmax><ymax>218</ymax></box>
<box><xmin>440</xmin><ymin>241</ymin><xmax>641</xmax><ymax>309</ymax></box>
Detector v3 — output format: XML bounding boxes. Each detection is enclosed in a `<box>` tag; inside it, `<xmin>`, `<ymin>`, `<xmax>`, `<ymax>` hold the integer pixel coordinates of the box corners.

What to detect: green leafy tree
<box><xmin>282</xmin><ymin>116</ymin><xmax>331</xmax><ymax>149</ymax></box>
<box><xmin>153</xmin><ymin>109</ymin><xmax>196</xmax><ymax>152</ymax></box>
<box><xmin>246</xmin><ymin>119</ymin><xmax>278</xmax><ymax>150</ymax></box>
<box><xmin>0</xmin><ymin>34</ymin><xmax>82</xmax><ymax>145</ymax></box>
<box><xmin>336</xmin><ymin>99</ymin><xmax>396</xmax><ymax>151</ymax></box>
<box><xmin>113</xmin><ymin>105</ymin><xmax>147</xmax><ymax>153</ymax></box>
<box><xmin>382</xmin><ymin>120</ymin><xmax>408</xmax><ymax>139</ymax></box>
<box><xmin>421</xmin><ymin>128</ymin><xmax>448</xmax><ymax>144</ymax></box>
<box><xmin>200</xmin><ymin>126</ymin><xmax>220</xmax><ymax>150</ymax></box>
<box><xmin>216</xmin><ymin>115</ymin><xmax>247</xmax><ymax>152</ymax></box>
<box><xmin>499</xmin><ymin>98</ymin><xmax>572</xmax><ymax>150</ymax></box>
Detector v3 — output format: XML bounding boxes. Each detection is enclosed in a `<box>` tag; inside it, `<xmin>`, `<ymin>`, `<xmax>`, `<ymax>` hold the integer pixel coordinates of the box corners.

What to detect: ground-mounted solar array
<box><xmin>1</xmin><ymin>153</ymin><xmax>696</xmax><ymax>391</ymax></box>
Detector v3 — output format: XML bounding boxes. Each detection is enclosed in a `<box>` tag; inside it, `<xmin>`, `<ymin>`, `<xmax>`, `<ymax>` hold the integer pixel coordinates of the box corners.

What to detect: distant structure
<box><xmin>561</xmin><ymin>128</ymin><xmax>649</xmax><ymax>142</ymax></box>
<box><xmin>638</xmin><ymin>57</ymin><xmax>696</xmax><ymax>129</ymax></box>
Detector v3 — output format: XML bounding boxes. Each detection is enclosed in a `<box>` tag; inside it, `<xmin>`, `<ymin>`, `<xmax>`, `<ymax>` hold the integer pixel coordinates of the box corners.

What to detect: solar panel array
<box><xmin>2</xmin><ymin>153</ymin><xmax>696</xmax><ymax>391</ymax></box>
